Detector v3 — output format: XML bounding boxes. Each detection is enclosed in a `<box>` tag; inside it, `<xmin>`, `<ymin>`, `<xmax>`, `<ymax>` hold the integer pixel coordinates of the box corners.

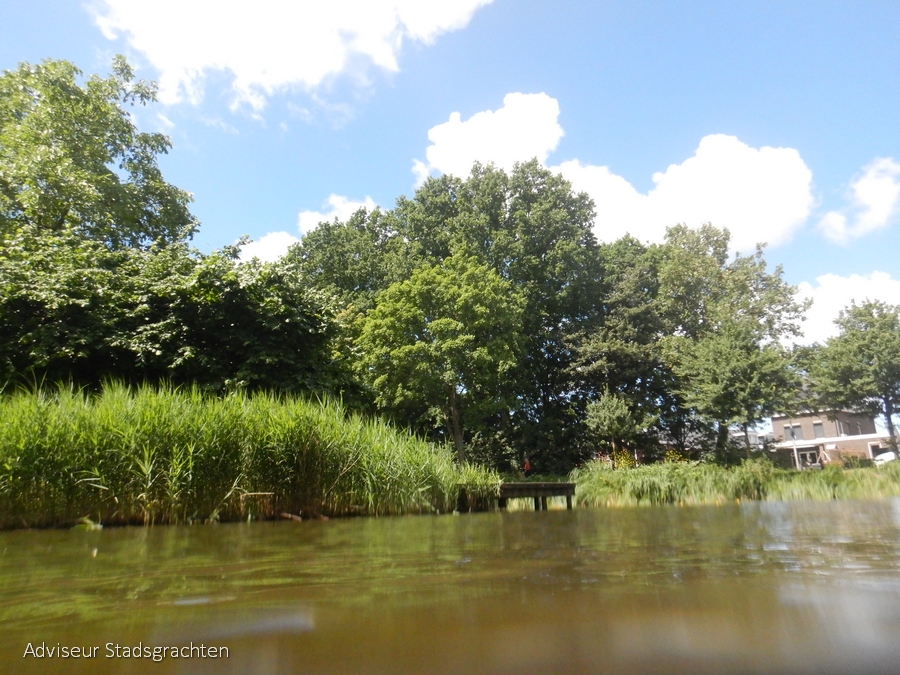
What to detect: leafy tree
<box><xmin>397</xmin><ymin>162</ymin><xmax>601</xmax><ymax>469</ymax></box>
<box><xmin>357</xmin><ymin>254</ymin><xmax>523</xmax><ymax>462</ymax></box>
<box><xmin>0</xmin><ymin>57</ymin><xmax>196</xmax><ymax>248</ymax></box>
<box><xmin>299</xmin><ymin>161</ymin><xmax>601</xmax><ymax>470</ymax></box>
<box><xmin>287</xmin><ymin>207</ymin><xmax>413</xmax><ymax>310</ymax></box>
<box><xmin>0</xmin><ymin>227</ymin><xmax>345</xmax><ymax>393</ymax></box>
<box><xmin>572</xmin><ymin>225</ymin><xmax>803</xmax><ymax>461</ymax></box>
<box><xmin>810</xmin><ymin>301</ymin><xmax>900</xmax><ymax>450</ymax></box>
<box><xmin>585</xmin><ymin>391</ymin><xmax>656</xmax><ymax>462</ymax></box>
<box><xmin>667</xmin><ymin>318</ymin><xmax>798</xmax><ymax>460</ymax></box>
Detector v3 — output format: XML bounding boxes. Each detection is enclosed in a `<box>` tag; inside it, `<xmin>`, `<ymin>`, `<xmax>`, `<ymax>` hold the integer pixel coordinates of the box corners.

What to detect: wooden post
<box><xmin>540</xmin><ymin>496</ymin><xmax>548</xmax><ymax>510</ymax></box>
<box><xmin>566</xmin><ymin>495</ymin><xmax>572</xmax><ymax>510</ymax></box>
<box><xmin>498</xmin><ymin>497</ymin><xmax>507</xmax><ymax>510</ymax></box>
<box><xmin>533</xmin><ymin>497</ymin><xmax>541</xmax><ymax>511</ymax></box>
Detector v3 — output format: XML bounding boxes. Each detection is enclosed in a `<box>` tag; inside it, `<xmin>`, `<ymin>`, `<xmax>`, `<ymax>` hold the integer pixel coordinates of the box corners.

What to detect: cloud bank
<box><xmin>298</xmin><ymin>194</ymin><xmax>378</xmax><ymax>235</ymax></box>
<box><xmin>413</xmin><ymin>92</ymin><xmax>563</xmax><ymax>183</ymax></box>
<box><xmin>796</xmin><ymin>271</ymin><xmax>900</xmax><ymax>344</ymax></box>
<box><xmin>93</xmin><ymin>0</ymin><xmax>493</xmax><ymax>109</ymax></box>
<box><xmin>818</xmin><ymin>158</ymin><xmax>900</xmax><ymax>244</ymax></box>
<box><xmin>239</xmin><ymin>231</ymin><xmax>301</xmax><ymax>263</ymax></box>
<box><xmin>239</xmin><ymin>194</ymin><xmax>378</xmax><ymax>263</ymax></box>
<box><xmin>556</xmin><ymin>135</ymin><xmax>814</xmax><ymax>253</ymax></box>
<box><xmin>414</xmin><ymin>93</ymin><xmax>815</xmax><ymax>252</ymax></box>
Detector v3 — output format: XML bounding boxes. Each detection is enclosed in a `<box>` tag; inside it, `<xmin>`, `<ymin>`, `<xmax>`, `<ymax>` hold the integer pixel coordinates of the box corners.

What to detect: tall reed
<box><xmin>0</xmin><ymin>384</ymin><xmax>498</xmax><ymax>528</ymax></box>
<box><xmin>571</xmin><ymin>458</ymin><xmax>900</xmax><ymax>507</ymax></box>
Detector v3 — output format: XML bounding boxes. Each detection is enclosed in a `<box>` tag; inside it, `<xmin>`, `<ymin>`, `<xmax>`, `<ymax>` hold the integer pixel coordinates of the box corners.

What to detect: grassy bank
<box><xmin>571</xmin><ymin>458</ymin><xmax>900</xmax><ymax>507</ymax></box>
<box><xmin>0</xmin><ymin>385</ymin><xmax>499</xmax><ymax>529</ymax></box>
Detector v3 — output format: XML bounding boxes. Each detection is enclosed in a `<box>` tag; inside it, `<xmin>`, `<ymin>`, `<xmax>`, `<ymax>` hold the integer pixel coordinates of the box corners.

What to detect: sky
<box><xmin>2</xmin><ymin>0</ymin><xmax>900</xmax><ymax>344</ymax></box>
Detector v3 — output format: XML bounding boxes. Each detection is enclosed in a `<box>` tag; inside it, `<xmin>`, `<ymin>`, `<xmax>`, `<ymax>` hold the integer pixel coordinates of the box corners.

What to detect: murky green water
<box><xmin>4</xmin><ymin>501</ymin><xmax>900</xmax><ymax>674</ymax></box>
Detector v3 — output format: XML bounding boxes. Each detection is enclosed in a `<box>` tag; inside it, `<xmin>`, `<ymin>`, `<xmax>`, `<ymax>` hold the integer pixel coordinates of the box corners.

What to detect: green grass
<box><xmin>571</xmin><ymin>458</ymin><xmax>900</xmax><ymax>507</ymax></box>
<box><xmin>0</xmin><ymin>384</ymin><xmax>499</xmax><ymax>528</ymax></box>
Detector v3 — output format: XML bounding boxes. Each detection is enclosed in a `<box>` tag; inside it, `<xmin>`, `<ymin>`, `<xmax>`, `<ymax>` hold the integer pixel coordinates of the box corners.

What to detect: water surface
<box><xmin>4</xmin><ymin>500</ymin><xmax>900</xmax><ymax>674</ymax></box>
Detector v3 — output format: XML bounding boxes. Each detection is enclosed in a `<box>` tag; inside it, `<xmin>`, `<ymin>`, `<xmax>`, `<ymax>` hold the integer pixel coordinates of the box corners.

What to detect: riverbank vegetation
<box><xmin>0</xmin><ymin>385</ymin><xmax>499</xmax><ymax>529</ymax></box>
<box><xmin>2</xmin><ymin>56</ymin><xmax>899</xmax><ymax>494</ymax></box>
<box><xmin>572</xmin><ymin>459</ymin><xmax>900</xmax><ymax>507</ymax></box>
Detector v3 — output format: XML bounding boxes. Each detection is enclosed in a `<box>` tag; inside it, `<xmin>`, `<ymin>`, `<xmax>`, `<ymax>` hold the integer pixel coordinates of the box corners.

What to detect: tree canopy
<box><xmin>0</xmin><ymin>226</ymin><xmax>345</xmax><ymax>393</ymax></box>
<box><xmin>0</xmin><ymin>56</ymin><xmax>824</xmax><ymax>471</ymax></box>
<box><xmin>0</xmin><ymin>57</ymin><xmax>197</xmax><ymax>248</ymax></box>
<box><xmin>810</xmin><ymin>301</ymin><xmax>900</xmax><ymax>449</ymax></box>
<box><xmin>357</xmin><ymin>253</ymin><xmax>523</xmax><ymax>462</ymax></box>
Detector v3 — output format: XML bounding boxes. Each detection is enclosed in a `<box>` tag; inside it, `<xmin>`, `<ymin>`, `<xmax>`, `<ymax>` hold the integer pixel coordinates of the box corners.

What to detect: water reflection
<box><xmin>3</xmin><ymin>501</ymin><xmax>900</xmax><ymax>673</ymax></box>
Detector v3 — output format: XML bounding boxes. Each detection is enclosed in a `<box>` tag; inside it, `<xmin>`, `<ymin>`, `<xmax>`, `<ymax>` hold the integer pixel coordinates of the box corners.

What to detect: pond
<box><xmin>3</xmin><ymin>500</ymin><xmax>900</xmax><ymax>674</ymax></box>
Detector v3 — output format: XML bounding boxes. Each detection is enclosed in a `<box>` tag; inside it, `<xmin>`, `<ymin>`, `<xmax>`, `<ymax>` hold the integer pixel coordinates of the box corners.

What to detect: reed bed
<box><xmin>0</xmin><ymin>384</ymin><xmax>499</xmax><ymax>529</ymax></box>
<box><xmin>571</xmin><ymin>459</ymin><xmax>900</xmax><ymax>507</ymax></box>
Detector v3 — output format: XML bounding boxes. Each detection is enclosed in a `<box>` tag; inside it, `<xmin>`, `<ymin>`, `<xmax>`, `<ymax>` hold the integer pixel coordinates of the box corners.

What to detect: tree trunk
<box><xmin>716</xmin><ymin>421</ymin><xmax>730</xmax><ymax>462</ymax></box>
<box><xmin>742</xmin><ymin>422</ymin><xmax>751</xmax><ymax>459</ymax></box>
<box><xmin>884</xmin><ymin>396</ymin><xmax>898</xmax><ymax>452</ymax></box>
<box><xmin>448</xmin><ymin>387</ymin><xmax>466</xmax><ymax>463</ymax></box>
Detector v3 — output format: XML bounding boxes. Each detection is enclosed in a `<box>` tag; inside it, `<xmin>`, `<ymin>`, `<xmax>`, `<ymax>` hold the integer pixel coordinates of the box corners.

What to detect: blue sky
<box><xmin>2</xmin><ymin>0</ymin><xmax>900</xmax><ymax>343</ymax></box>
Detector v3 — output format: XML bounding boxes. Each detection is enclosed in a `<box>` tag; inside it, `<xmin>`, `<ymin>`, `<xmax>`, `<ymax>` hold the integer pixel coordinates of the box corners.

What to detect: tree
<box><xmin>810</xmin><ymin>301</ymin><xmax>900</xmax><ymax>450</ymax></box>
<box><xmin>667</xmin><ymin>318</ymin><xmax>798</xmax><ymax>460</ymax></box>
<box><xmin>298</xmin><ymin>160</ymin><xmax>601</xmax><ymax>470</ymax></box>
<box><xmin>571</xmin><ymin>225</ymin><xmax>804</xmax><ymax>461</ymax></box>
<box><xmin>585</xmin><ymin>392</ymin><xmax>656</xmax><ymax>464</ymax></box>
<box><xmin>0</xmin><ymin>226</ymin><xmax>345</xmax><ymax>393</ymax></box>
<box><xmin>0</xmin><ymin>57</ymin><xmax>197</xmax><ymax>248</ymax></box>
<box><xmin>357</xmin><ymin>254</ymin><xmax>523</xmax><ymax>462</ymax></box>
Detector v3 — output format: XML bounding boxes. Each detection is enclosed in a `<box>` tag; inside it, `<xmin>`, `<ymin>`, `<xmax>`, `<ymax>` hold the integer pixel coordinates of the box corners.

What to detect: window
<box><xmin>798</xmin><ymin>449</ymin><xmax>819</xmax><ymax>468</ymax></box>
<box><xmin>813</xmin><ymin>422</ymin><xmax>824</xmax><ymax>439</ymax></box>
<box><xmin>784</xmin><ymin>424</ymin><xmax>803</xmax><ymax>441</ymax></box>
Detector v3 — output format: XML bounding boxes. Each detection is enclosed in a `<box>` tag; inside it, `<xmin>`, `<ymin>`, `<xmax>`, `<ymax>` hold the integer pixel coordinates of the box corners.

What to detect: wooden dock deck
<box><xmin>499</xmin><ymin>482</ymin><xmax>575</xmax><ymax>510</ymax></box>
<box><xmin>457</xmin><ymin>482</ymin><xmax>576</xmax><ymax>512</ymax></box>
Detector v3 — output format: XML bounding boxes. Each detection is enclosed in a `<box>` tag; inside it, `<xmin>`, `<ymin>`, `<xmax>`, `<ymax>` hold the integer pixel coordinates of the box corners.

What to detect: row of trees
<box><xmin>2</xmin><ymin>57</ymin><xmax>898</xmax><ymax>471</ymax></box>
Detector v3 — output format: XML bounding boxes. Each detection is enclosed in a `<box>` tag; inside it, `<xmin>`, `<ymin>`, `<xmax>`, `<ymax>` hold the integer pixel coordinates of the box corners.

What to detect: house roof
<box><xmin>772</xmin><ymin>432</ymin><xmax>892</xmax><ymax>449</ymax></box>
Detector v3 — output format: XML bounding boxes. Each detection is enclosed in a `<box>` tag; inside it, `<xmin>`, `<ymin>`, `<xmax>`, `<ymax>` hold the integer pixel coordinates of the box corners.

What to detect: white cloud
<box><xmin>413</xmin><ymin>93</ymin><xmax>814</xmax><ymax>252</ymax></box>
<box><xmin>238</xmin><ymin>231</ymin><xmax>301</xmax><ymax>262</ymax></box>
<box><xmin>818</xmin><ymin>158</ymin><xmax>900</xmax><ymax>244</ymax></box>
<box><xmin>796</xmin><ymin>271</ymin><xmax>900</xmax><ymax>344</ymax></box>
<box><xmin>555</xmin><ymin>135</ymin><xmax>814</xmax><ymax>253</ymax></box>
<box><xmin>414</xmin><ymin>92</ymin><xmax>563</xmax><ymax>183</ymax></box>
<box><xmin>92</xmin><ymin>0</ymin><xmax>493</xmax><ymax>109</ymax></box>
<box><xmin>298</xmin><ymin>194</ymin><xmax>378</xmax><ymax>235</ymax></box>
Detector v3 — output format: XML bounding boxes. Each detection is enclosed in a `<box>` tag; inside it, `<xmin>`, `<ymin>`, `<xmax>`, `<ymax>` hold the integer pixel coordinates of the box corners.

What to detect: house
<box><xmin>770</xmin><ymin>410</ymin><xmax>894</xmax><ymax>468</ymax></box>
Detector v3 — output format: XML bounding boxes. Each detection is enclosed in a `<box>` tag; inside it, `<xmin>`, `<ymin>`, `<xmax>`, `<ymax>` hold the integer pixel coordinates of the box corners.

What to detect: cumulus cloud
<box><xmin>795</xmin><ymin>271</ymin><xmax>900</xmax><ymax>344</ymax></box>
<box><xmin>239</xmin><ymin>231</ymin><xmax>301</xmax><ymax>263</ymax></box>
<box><xmin>413</xmin><ymin>93</ymin><xmax>814</xmax><ymax>252</ymax></box>
<box><xmin>818</xmin><ymin>158</ymin><xmax>900</xmax><ymax>244</ymax></box>
<box><xmin>298</xmin><ymin>194</ymin><xmax>378</xmax><ymax>234</ymax></box>
<box><xmin>92</xmin><ymin>0</ymin><xmax>493</xmax><ymax>109</ymax></box>
<box><xmin>555</xmin><ymin>135</ymin><xmax>814</xmax><ymax>252</ymax></box>
<box><xmin>413</xmin><ymin>92</ymin><xmax>563</xmax><ymax>183</ymax></box>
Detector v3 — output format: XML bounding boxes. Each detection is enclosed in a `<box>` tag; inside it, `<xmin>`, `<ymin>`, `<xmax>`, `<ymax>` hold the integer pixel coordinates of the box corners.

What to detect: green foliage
<box><xmin>0</xmin><ymin>57</ymin><xmax>196</xmax><ymax>248</ymax></box>
<box><xmin>810</xmin><ymin>301</ymin><xmax>900</xmax><ymax>449</ymax></box>
<box><xmin>667</xmin><ymin>317</ymin><xmax>797</xmax><ymax>459</ymax></box>
<box><xmin>358</xmin><ymin>253</ymin><xmax>524</xmax><ymax>461</ymax></box>
<box><xmin>585</xmin><ymin>391</ymin><xmax>655</xmax><ymax>455</ymax></box>
<box><xmin>571</xmin><ymin>458</ymin><xmax>900</xmax><ymax>507</ymax></box>
<box><xmin>573</xmin><ymin>225</ymin><xmax>803</xmax><ymax>462</ymax></box>
<box><xmin>0</xmin><ymin>384</ymin><xmax>497</xmax><ymax>528</ymax></box>
<box><xmin>0</xmin><ymin>227</ymin><xmax>346</xmax><ymax>393</ymax></box>
<box><xmin>841</xmin><ymin>454</ymin><xmax>875</xmax><ymax>469</ymax></box>
<box><xmin>296</xmin><ymin>161</ymin><xmax>600</xmax><ymax>471</ymax></box>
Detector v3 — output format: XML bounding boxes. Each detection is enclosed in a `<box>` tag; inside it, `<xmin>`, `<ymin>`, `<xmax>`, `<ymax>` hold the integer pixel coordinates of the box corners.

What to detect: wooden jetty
<box><xmin>457</xmin><ymin>482</ymin><xmax>576</xmax><ymax>512</ymax></box>
<box><xmin>499</xmin><ymin>482</ymin><xmax>575</xmax><ymax>510</ymax></box>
